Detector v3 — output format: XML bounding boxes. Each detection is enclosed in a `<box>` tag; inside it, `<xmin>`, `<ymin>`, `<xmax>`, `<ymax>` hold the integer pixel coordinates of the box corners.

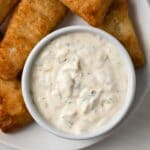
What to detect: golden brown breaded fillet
<box><xmin>0</xmin><ymin>0</ymin><xmax>67</xmax><ymax>80</ymax></box>
<box><xmin>0</xmin><ymin>0</ymin><xmax>19</xmax><ymax>25</ymax></box>
<box><xmin>99</xmin><ymin>0</ymin><xmax>145</xmax><ymax>68</ymax></box>
<box><xmin>0</xmin><ymin>78</ymin><xmax>32</xmax><ymax>132</ymax></box>
<box><xmin>60</xmin><ymin>0</ymin><xmax>113</xmax><ymax>26</ymax></box>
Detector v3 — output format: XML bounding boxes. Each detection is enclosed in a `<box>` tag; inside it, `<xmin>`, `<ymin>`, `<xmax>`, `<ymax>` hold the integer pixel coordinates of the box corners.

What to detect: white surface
<box><xmin>0</xmin><ymin>0</ymin><xmax>150</xmax><ymax>150</ymax></box>
<box><xmin>0</xmin><ymin>144</ymin><xmax>14</xmax><ymax>150</ymax></box>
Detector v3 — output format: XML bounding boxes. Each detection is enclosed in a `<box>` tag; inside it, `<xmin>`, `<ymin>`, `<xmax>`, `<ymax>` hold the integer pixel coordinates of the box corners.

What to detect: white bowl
<box><xmin>22</xmin><ymin>26</ymin><xmax>136</xmax><ymax>140</ymax></box>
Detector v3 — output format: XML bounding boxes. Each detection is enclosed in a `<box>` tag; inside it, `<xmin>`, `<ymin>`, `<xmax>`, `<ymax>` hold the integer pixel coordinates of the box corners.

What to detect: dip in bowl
<box><xmin>22</xmin><ymin>26</ymin><xmax>136</xmax><ymax>140</ymax></box>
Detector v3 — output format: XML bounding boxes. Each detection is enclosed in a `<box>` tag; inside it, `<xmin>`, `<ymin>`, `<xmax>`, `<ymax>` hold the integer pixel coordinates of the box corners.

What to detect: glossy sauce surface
<box><xmin>31</xmin><ymin>32</ymin><xmax>128</xmax><ymax>134</ymax></box>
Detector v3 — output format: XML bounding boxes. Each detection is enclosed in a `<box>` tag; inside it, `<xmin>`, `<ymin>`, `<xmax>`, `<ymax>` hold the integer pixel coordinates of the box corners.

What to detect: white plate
<box><xmin>0</xmin><ymin>0</ymin><xmax>150</xmax><ymax>150</ymax></box>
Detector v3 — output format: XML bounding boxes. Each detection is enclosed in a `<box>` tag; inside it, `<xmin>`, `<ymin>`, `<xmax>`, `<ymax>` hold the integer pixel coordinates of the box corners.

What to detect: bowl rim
<box><xmin>22</xmin><ymin>25</ymin><xmax>136</xmax><ymax>140</ymax></box>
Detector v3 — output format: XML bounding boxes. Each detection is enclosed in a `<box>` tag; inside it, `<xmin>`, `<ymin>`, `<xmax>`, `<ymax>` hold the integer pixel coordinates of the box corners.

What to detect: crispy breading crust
<box><xmin>60</xmin><ymin>0</ymin><xmax>113</xmax><ymax>26</ymax></box>
<box><xmin>0</xmin><ymin>0</ymin><xmax>19</xmax><ymax>25</ymax></box>
<box><xmin>0</xmin><ymin>0</ymin><xmax>67</xmax><ymax>132</ymax></box>
<box><xmin>99</xmin><ymin>0</ymin><xmax>145</xmax><ymax>68</ymax></box>
<box><xmin>0</xmin><ymin>79</ymin><xmax>32</xmax><ymax>132</ymax></box>
<box><xmin>0</xmin><ymin>0</ymin><xmax>67</xmax><ymax>80</ymax></box>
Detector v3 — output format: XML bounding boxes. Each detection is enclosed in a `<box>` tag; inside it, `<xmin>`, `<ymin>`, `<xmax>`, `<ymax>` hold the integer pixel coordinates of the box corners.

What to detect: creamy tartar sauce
<box><xmin>31</xmin><ymin>32</ymin><xmax>128</xmax><ymax>134</ymax></box>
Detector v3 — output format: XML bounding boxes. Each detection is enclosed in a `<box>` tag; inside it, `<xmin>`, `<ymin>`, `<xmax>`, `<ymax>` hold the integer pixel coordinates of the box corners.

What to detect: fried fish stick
<box><xmin>60</xmin><ymin>0</ymin><xmax>113</xmax><ymax>26</ymax></box>
<box><xmin>0</xmin><ymin>78</ymin><xmax>32</xmax><ymax>132</ymax></box>
<box><xmin>99</xmin><ymin>0</ymin><xmax>145</xmax><ymax>68</ymax></box>
<box><xmin>0</xmin><ymin>0</ymin><xmax>19</xmax><ymax>25</ymax></box>
<box><xmin>0</xmin><ymin>0</ymin><xmax>67</xmax><ymax>80</ymax></box>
